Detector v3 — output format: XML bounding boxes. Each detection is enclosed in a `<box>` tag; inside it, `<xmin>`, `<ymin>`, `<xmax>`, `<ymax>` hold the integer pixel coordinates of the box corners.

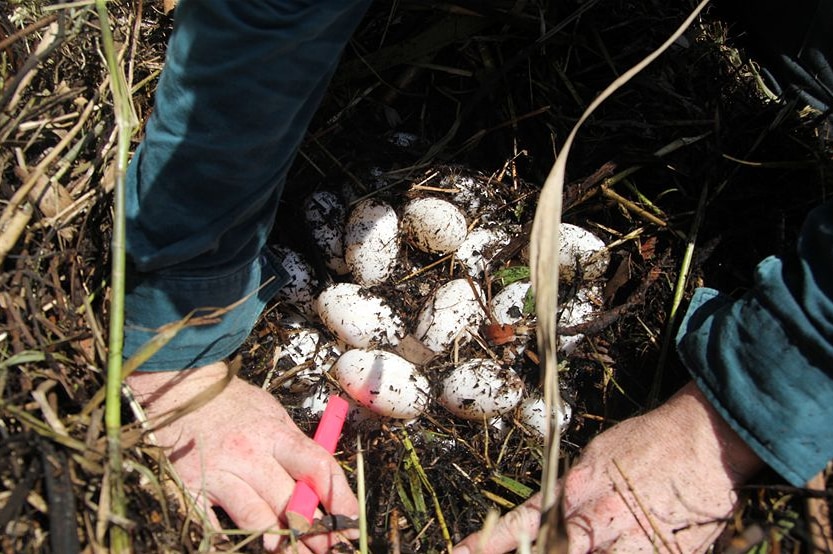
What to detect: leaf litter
<box><xmin>1</xmin><ymin>1</ymin><xmax>831</xmax><ymax>552</ymax></box>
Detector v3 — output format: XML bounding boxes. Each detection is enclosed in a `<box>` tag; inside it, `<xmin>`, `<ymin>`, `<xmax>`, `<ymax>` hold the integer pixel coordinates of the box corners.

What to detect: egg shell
<box><xmin>414</xmin><ymin>279</ymin><xmax>486</xmax><ymax>354</ymax></box>
<box><xmin>518</xmin><ymin>395</ymin><xmax>573</xmax><ymax>439</ymax></box>
<box><xmin>344</xmin><ymin>198</ymin><xmax>400</xmax><ymax>286</ymax></box>
<box><xmin>490</xmin><ymin>281</ymin><xmax>532</xmax><ymax>326</ymax></box>
<box><xmin>455</xmin><ymin>226</ymin><xmax>511</xmax><ymax>277</ymax></box>
<box><xmin>304</xmin><ymin>191</ymin><xmax>350</xmax><ymax>275</ymax></box>
<box><xmin>316</xmin><ymin>283</ymin><xmax>405</xmax><ymax>348</ymax></box>
<box><xmin>400</xmin><ymin>197</ymin><xmax>468</xmax><ymax>254</ymax></box>
<box><xmin>333</xmin><ymin>349</ymin><xmax>429</xmax><ymax>419</ymax></box>
<box><xmin>439</xmin><ymin>359</ymin><xmax>524</xmax><ymax>420</ymax></box>
<box><xmin>559</xmin><ymin>223</ymin><xmax>610</xmax><ymax>282</ymax></box>
<box><xmin>273</xmin><ymin>246</ymin><xmax>319</xmax><ymax>316</ymax></box>
<box><xmin>558</xmin><ymin>284</ymin><xmax>601</xmax><ymax>354</ymax></box>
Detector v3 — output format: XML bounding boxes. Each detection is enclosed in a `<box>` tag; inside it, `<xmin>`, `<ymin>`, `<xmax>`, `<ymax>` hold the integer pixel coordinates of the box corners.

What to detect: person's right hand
<box><xmin>126</xmin><ymin>361</ymin><xmax>358</xmax><ymax>553</ymax></box>
<box><xmin>453</xmin><ymin>381</ymin><xmax>764</xmax><ymax>553</ymax></box>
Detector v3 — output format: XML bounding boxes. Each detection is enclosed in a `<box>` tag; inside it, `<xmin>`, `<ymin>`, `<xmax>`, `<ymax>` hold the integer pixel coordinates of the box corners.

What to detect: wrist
<box><xmin>666</xmin><ymin>381</ymin><xmax>764</xmax><ymax>484</ymax></box>
<box><xmin>126</xmin><ymin>361</ymin><xmax>230</xmax><ymax>411</ymax></box>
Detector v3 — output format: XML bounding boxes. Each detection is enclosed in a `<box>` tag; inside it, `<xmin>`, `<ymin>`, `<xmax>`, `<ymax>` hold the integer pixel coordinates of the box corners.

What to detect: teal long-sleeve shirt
<box><xmin>676</xmin><ymin>199</ymin><xmax>833</xmax><ymax>486</ymax></box>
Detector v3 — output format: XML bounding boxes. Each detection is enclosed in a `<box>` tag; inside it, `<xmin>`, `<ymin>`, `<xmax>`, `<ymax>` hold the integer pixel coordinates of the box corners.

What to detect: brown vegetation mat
<box><xmin>1</xmin><ymin>0</ymin><xmax>831</xmax><ymax>552</ymax></box>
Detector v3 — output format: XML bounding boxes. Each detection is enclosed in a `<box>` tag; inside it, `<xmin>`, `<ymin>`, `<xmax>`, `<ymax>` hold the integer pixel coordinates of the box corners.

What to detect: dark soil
<box><xmin>1</xmin><ymin>1</ymin><xmax>830</xmax><ymax>553</ymax></box>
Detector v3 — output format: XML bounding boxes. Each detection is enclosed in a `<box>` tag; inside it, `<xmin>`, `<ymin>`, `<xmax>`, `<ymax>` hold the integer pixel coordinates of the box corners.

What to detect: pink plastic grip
<box><xmin>285</xmin><ymin>395</ymin><xmax>349</xmax><ymax>527</ymax></box>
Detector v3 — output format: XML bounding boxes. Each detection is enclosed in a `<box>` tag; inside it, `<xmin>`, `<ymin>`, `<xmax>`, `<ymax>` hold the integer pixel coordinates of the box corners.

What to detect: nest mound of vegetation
<box><xmin>1</xmin><ymin>1</ymin><xmax>830</xmax><ymax>552</ymax></box>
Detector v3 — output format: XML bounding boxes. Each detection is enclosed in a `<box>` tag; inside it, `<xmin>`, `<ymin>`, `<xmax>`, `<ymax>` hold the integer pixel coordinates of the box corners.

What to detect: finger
<box><xmin>452</xmin><ymin>493</ymin><xmax>542</xmax><ymax>554</ymax></box>
<box><xmin>297</xmin><ymin>506</ymin><xmax>357</xmax><ymax>554</ymax></box>
<box><xmin>191</xmin><ymin>490</ymin><xmax>226</xmax><ymax>539</ymax></box>
<box><xmin>203</xmin><ymin>472</ymin><xmax>290</xmax><ymax>552</ymax></box>
<box><xmin>229</xmin><ymin>453</ymin><xmax>356</xmax><ymax>554</ymax></box>
<box><xmin>274</xmin><ymin>432</ymin><xmax>359</xmax><ymax>519</ymax></box>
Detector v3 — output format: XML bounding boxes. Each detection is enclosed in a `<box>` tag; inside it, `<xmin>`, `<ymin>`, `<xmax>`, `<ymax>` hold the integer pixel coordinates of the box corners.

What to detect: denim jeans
<box><xmin>123</xmin><ymin>0</ymin><xmax>372</xmax><ymax>371</ymax></box>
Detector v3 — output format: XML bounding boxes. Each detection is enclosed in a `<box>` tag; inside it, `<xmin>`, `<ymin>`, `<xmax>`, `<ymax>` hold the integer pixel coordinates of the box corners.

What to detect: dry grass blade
<box><xmin>530</xmin><ymin>1</ymin><xmax>712</xmax><ymax>550</ymax></box>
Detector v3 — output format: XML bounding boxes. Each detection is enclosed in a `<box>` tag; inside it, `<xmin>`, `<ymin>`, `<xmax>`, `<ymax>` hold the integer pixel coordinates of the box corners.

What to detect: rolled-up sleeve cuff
<box><xmin>676</xmin><ymin>284</ymin><xmax>833</xmax><ymax>486</ymax></box>
<box><xmin>123</xmin><ymin>248</ymin><xmax>289</xmax><ymax>371</ymax></box>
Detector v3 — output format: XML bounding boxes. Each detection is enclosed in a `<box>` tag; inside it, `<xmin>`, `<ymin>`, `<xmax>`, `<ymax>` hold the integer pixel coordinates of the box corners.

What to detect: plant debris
<box><xmin>1</xmin><ymin>1</ymin><xmax>831</xmax><ymax>552</ymax></box>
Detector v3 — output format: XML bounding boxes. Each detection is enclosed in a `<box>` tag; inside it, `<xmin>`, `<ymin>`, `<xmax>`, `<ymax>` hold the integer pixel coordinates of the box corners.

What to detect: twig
<box><xmin>0</xmin><ymin>14</ymin><xmax>59</xmax><ymax>51</ymax></box>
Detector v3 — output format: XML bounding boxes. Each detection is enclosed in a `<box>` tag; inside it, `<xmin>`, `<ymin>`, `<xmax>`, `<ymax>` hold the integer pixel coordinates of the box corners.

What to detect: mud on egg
<box><xmin>333</xmin><ymin>349</ymin><xmax>429</xmax><ymax>419</ymax></box>
<box><xmin>439</xmin><ymin>358</ymin><xmax>524</xmax><ymax>420</ymax></box>
<box><xmin>414</xmin><ymin>278</ymin><xmax>486</xmax><ymax>354</ymax></box>
<box><xmin>316</xmin><ymin>283</ymin><xmax>405</xmax><ymax>349</ymax></box>
<box><xmin>303</xmin><ymin>190</ymin><xmax>350</xmax><ymax>276</ymax></box>
<box><xmin>400</xmin><ymin>197</ymin><xmax>468</xmax><ymax>254</ymax></box>
<box><xmin>344</xmin><ymin>198</ymin><xmax>400</xmax><ymax>286</ymax></box>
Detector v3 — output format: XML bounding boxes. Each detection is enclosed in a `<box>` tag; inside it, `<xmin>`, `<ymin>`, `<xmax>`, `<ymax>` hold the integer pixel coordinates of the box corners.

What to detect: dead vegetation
<box><xmin>1</xmin><ymin>0</ymin><xmax>831</xmax><ymax>552</ymax></box>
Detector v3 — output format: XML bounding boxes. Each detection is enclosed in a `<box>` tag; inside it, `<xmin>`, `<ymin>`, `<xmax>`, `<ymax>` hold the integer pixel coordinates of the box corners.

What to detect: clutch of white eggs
<box><xmin>273</xmin><ymin>188</ymin><xmax>610</xmax><ymax>440</ymax></box>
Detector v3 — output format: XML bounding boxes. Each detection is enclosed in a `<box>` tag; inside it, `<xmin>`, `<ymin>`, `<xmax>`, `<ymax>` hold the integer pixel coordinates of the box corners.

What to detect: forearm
<box><xmin>677</xmin><ymin>199</ymin><xmax>833</xmax><ymax>486</ymax></box>
<box><xmin>123</xmin><ymin>0</ymin><xmax>372</xmax><ymax>371</ymax></box>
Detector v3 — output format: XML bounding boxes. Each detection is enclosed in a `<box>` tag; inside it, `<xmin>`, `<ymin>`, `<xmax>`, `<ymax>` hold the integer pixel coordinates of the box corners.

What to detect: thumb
<box><xmin>453</xmin><ymin>493</ymin><xmax>542</xmax><ymax>554</ymax></box>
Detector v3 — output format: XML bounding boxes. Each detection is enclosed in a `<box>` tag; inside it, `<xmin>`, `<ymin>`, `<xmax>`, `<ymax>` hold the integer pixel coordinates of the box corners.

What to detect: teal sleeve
<box><xmin>676</xmin><ymin>200</ymin><xmax>833</xmax><ymax>486</ymax></box>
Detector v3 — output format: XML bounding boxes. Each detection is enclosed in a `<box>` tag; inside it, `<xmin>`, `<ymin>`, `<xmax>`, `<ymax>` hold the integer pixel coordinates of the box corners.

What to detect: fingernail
<box><xmin>263</xmin><ymin>533</ymin><xmax>281</xmax><ymax>552</ymax></box>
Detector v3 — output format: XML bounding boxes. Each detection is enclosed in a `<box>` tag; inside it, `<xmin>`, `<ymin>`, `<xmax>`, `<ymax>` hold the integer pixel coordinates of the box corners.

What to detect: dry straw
<box><xmin>529</xmin><ymin>1</ymin><xmax>711</xmax><ymax>550</ymax></box>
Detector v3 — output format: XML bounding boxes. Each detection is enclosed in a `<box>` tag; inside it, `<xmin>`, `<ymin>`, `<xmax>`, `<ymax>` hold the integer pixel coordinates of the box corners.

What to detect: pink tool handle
<box><xmin>285</xmin><ymin>395</ymin><xmax>349</xmax><ymax>528</ymax></box>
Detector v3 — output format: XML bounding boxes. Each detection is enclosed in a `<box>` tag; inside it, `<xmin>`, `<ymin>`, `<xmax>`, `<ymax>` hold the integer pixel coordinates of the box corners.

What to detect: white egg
<box><xmin>439</xmin><ymin>359</ymin><xmax>524</xmax><ymax>420</ymax></box>
<box><xmin>443</xmin><ymin>172</ymin><xmax>487</xmax><ymax>217</ymax></box>
<box><xmin>400</xmin><ymin>197</ymin><xmax>468</xmax><ymax>254</ymax></box>
<box><xmin>333</xmin><ymin>349</ymin><xmax>429</xmax><ymax>419</ymax></box>
<box><xmin>273</xmin><ymin>246</ymin><xmax>319</xmax><ymax>316</ymax></box>
<box><xmin>304</xmin><ymin>191</ymin><xmax>350</xmax><ymax>275</ymax></box>
<box><xmin>316</xmin><ymin>283</ymin><xmax>405</xmax><ymax>348</ymax></box>
<box><xmin>559</xmin><ymin>223</ymin><xmax>610</xmax><ymax>282</ymax></box>
<box><xmin>274</xmin><ymin>327</ymin><xmax>340</xmax><ymax>391</ymax></box>
<box><xmin>414</xmin><ymin>279</ymin><xmax>486</xmax><ymax>354</ymax></box>
<box><xmin>558</xmin><ymin>284</ymin><xmax>602</xmax><ymax>354</ymax></box>
<box><xmin>455</xmin><ymin>226</ymin><xmax>511</xmax><ymax>277</ymax></box>
<box><xmin>344</xmin><ymin>198</ymin><xmax>400</xmax><ymax>286</ymax></box>
<box><xmin>299</xmin><ymin>382</ymin><xmax>339</xmax><ymax>417</ymax></box>
<box><xmin>518</xmin><ymin>395</ymin><xmax>573</xmax><ymax>439</ymax></box>
<box><xmin>490</xmin><ymin>281</ymin><xmax>532</xmax><ymax>326</ymax></box>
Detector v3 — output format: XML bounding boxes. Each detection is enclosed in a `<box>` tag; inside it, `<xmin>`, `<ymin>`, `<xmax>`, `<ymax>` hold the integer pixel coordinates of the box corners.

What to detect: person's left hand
<box><xmin>127</xmin><ymin>361</ymin><xmax>358</xmax><ymax>553</ymax></box>
<box><xmin>453</xmin><ymin>381</ymin><xmax>764</xmax><ymax>553</ymax></box>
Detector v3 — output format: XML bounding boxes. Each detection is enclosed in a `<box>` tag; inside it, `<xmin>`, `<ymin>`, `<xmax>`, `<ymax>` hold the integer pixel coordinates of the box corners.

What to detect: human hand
<box><xmin>454</xmin><ymin>381</ymin><xmax>764</xmax><ymax>553</ymax></box>
<box><xmin>126</xmin><ymin>361</ymin><xmax>358</xmax><ymax>553</ymax></box>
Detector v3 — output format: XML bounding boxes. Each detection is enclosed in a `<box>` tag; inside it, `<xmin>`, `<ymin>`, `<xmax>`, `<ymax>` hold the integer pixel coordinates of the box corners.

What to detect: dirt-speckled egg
<box><xmin>334</xmin><ymin>349</ymin><xmax>429</xmax><ymax>419</ymax></box>
<box><xmin>400</xmin><ymin>197</ymin><xmax>468</xmax><ymax>254</ymax></box>
<box><xmin>558</xmin><ymin>284</ymin><xmax>601</xmax><ymax>354</ymax></box>
<box><xmin>439</xmin><ymin>359</ymin><xmax>524</xmax><ymax>420</ymax></box>
<box><xmin>316</xmin><ymin>283</ymin><xmax>405</xmax><ymax>348</ymax></box>
<box><xmin>273</xmin><ymin>246</ymin><xmax>318</xmax><ymax>316</ymax></box>
<box><xmin>273</xmin><ymin>327</ymin><xmax>340</xmax><ymax>391</ymax></box>
<box><xmin>455</xmin><ymin>226</ymin><xmax>511</xmax><ymax>277</ymax></box>
<box><xmin>559</xmin><ymin>223</ymin><xmax>610</xmax><ymax>282</ymax></box>
<box><xmin>304</xmin><ymin>190</ymin><xmax>350</xmax><ymax>275</ymax></box>
<box><xmin>518</xmin><ymin>395</ymin><xmax>572</xmax><ymax>439</ymax></box>
<box><xmin>414</xmin><ymin>279</ymin><xmax>486</xmax><ymax>353</ymax></box>
<box><xmin>344</xmin><ymin>198</ymin><xmax>400</xmax><ymax>286</ymax></box>
<box><xmin>490</xmin><ymin>281</ymin><xmax>532</xmax><ymax>325</ymax></box>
